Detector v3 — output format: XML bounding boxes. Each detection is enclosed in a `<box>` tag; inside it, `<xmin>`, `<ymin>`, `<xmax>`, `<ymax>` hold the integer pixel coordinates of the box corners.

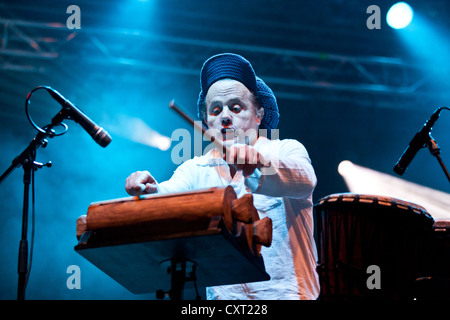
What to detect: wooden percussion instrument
<box><xmin>75</xmin><ymin>186</ymin><xmax>272</xmax><ymax>298</ymax></box>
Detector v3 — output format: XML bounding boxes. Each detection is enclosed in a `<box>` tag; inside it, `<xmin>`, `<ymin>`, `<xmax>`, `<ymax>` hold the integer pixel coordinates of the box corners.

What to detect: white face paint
<box><xmin>205</xmin><ymin>79</ymin><xmax>264</xmax><ymax>146</ymax></box>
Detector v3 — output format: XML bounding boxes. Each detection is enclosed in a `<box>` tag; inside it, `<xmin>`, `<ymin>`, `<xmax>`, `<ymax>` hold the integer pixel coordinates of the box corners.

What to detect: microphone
<box><xmin>393</xmin><ymin>108</ymin><xmax>441</xmax><ymax>175</ymax></box>
<box><xmin>47</xmin><ymin>88</ymin><xmax>112</xmax><ymax>147</ymax></box>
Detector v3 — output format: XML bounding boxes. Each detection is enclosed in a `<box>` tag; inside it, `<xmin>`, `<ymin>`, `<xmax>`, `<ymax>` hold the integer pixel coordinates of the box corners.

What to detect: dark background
<box><xmin>0</xmin><ymin>0</ymin><xmax>449</xmax><ymax>299</ymax></box>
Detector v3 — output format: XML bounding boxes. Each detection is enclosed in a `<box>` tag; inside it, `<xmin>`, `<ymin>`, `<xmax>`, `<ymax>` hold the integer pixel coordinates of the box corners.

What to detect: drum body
<box><xmin>314</xmin><ymin>193</ymin><xmax>435</xmax><ymax>300</ymax></box>
<box><xmin>414</xmin><ymin>219</ymin><xmax>450</xmax><ymax>300</ymax></box>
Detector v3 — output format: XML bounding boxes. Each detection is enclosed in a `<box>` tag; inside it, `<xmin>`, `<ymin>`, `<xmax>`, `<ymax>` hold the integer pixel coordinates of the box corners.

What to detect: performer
<box><xmin>125</xmin><ymin>53</ymin><xmax>319</xmax><ymax>300</ymax></box>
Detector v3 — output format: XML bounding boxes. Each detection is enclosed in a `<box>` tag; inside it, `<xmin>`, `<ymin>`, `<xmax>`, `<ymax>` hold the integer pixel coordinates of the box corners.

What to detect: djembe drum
<box><xmin>314</xmin><ymin>193</ymin><xmax>435</xmax><ymax>300</ymax></box>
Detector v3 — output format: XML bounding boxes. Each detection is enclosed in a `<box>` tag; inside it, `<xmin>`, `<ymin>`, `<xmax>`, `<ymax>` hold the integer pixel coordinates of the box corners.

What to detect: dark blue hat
<box><xmin>197</xmin><ymin>53</ymin><xmax>279</xmax><ymax>130</ymax></box>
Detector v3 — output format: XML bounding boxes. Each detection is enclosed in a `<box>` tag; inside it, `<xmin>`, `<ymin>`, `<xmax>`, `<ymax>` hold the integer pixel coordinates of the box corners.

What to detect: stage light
<box><xmin>126</xmin><ymin>117</ymin><xmax>171</xmax><ymax>151</ymax></box>
<box><xmin>386</xmin><ymin>2</ymin><xmax>414</xmax><ymax>29</ymax></box>
<box><xmin>337</xmin><ymin>160</ymin><xmax>450</xmax><ymax>220</ymax></box>
<box><xmin>337</xmin><ymin>160</ymin><xmax>354</xmax><ymax>176</ymax></box>
<box><xmin>108</xmin><ymin>115</ymin><xmax>172</xmax><ymax>151</ymax></box>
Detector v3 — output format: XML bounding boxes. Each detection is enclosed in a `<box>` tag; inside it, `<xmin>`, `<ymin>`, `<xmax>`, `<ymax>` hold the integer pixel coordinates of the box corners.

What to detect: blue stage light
<box><xmin>386</xmin><ymin>2</ymin><xmax>414</xmax><ymax>29</ymax></box>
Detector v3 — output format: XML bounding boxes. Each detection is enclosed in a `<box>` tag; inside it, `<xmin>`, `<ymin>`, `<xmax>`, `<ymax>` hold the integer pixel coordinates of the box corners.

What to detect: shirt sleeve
<box><xmin>245</xmin><ymin>139</ymin><xmax>317</xmax><ymax>199</ymax></box>
<box><xmin>156</xmin><ymin>160</ymin><xmax>195</xmax><ymax>194</ymax></box>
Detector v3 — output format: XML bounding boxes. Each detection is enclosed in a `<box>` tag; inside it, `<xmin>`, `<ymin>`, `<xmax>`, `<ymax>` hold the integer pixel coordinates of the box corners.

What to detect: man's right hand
<box><xmin>125</xmin><ymin>170</ymin><xmax>158</xmax><ymax>196</ymax></box>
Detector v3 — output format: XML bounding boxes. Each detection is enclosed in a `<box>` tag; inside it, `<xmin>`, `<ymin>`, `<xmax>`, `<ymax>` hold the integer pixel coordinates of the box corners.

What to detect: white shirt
<box><xmin>157</xmin><ymin>137</ymin><xmax>320</xmax><ymax>300</ymax></box>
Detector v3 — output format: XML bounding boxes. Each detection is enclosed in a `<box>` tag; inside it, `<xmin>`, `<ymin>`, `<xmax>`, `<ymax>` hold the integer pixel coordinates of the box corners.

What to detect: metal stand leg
<box><xmin>157</xmin><ymin>259</ymin><xmax>200</xmax><ymax>301</ymax></box>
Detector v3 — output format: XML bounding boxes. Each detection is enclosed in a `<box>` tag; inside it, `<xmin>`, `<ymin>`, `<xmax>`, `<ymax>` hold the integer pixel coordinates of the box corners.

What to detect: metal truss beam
<box><xmin>0</xmin><ymin>17</ymin><xmax>447</xmax><ymax>107</ymax></box>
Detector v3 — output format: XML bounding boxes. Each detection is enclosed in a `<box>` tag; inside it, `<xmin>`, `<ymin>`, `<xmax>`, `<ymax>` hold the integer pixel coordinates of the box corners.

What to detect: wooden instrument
<box><xmin>75</xmin><ymin>187</ymin><xmax>272</xmax><ymax>297</ymax></box>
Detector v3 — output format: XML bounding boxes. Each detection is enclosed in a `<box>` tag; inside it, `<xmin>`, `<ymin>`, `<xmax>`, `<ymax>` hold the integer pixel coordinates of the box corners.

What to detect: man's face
<box><xmin>205</xmin><ymin>79</ymin><xmax>263</xmax><ymax>146</ymax></box>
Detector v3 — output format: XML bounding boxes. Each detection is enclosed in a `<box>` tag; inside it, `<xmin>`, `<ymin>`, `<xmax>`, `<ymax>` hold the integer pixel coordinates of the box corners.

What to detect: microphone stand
<box><xmin>0</xmin><ymin>110</ymin><xmax>65</xmax><ymax>300</ymax></box>
<box><xmin>427</xmin><ymin>134</ymin><xmax>450</xmax><ymax>183</ymax></box>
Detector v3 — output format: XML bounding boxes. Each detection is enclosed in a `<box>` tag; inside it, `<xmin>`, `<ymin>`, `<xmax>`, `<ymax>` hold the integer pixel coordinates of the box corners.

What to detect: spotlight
<box><xmin>387</xmin><ymin>2</ymin><xmax>414</xmax><ymax>29</ymax></box>
<box><xmin>337</xmin><ymin>160</ymin><xmax>450</xmax><ymax>220</ymax></box>
<box><xmin>337</xmin><ymin>160</ymin><xmax>354</xmax><ymax>176</ymax></box>
<box><xmin>108</xmin><ymin>115</ymin><xmax>172</xmax><ymax>151</ymax></box>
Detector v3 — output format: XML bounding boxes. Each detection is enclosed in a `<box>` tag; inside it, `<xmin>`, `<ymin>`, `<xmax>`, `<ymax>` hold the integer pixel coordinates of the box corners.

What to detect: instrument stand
<box><xmin>0</xmin><ymin>130</ymin><xmax>53</xmax><ymax>300</ymax></box>
<box><xmin>157</xmin><ymin>259</ymin><xmax>201</xmax><ymax>301</ymax></box>
<box><xmin>427</xmin><ymin>135</ymin><xmax>450</xmax><ymax>183</ymax></box>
